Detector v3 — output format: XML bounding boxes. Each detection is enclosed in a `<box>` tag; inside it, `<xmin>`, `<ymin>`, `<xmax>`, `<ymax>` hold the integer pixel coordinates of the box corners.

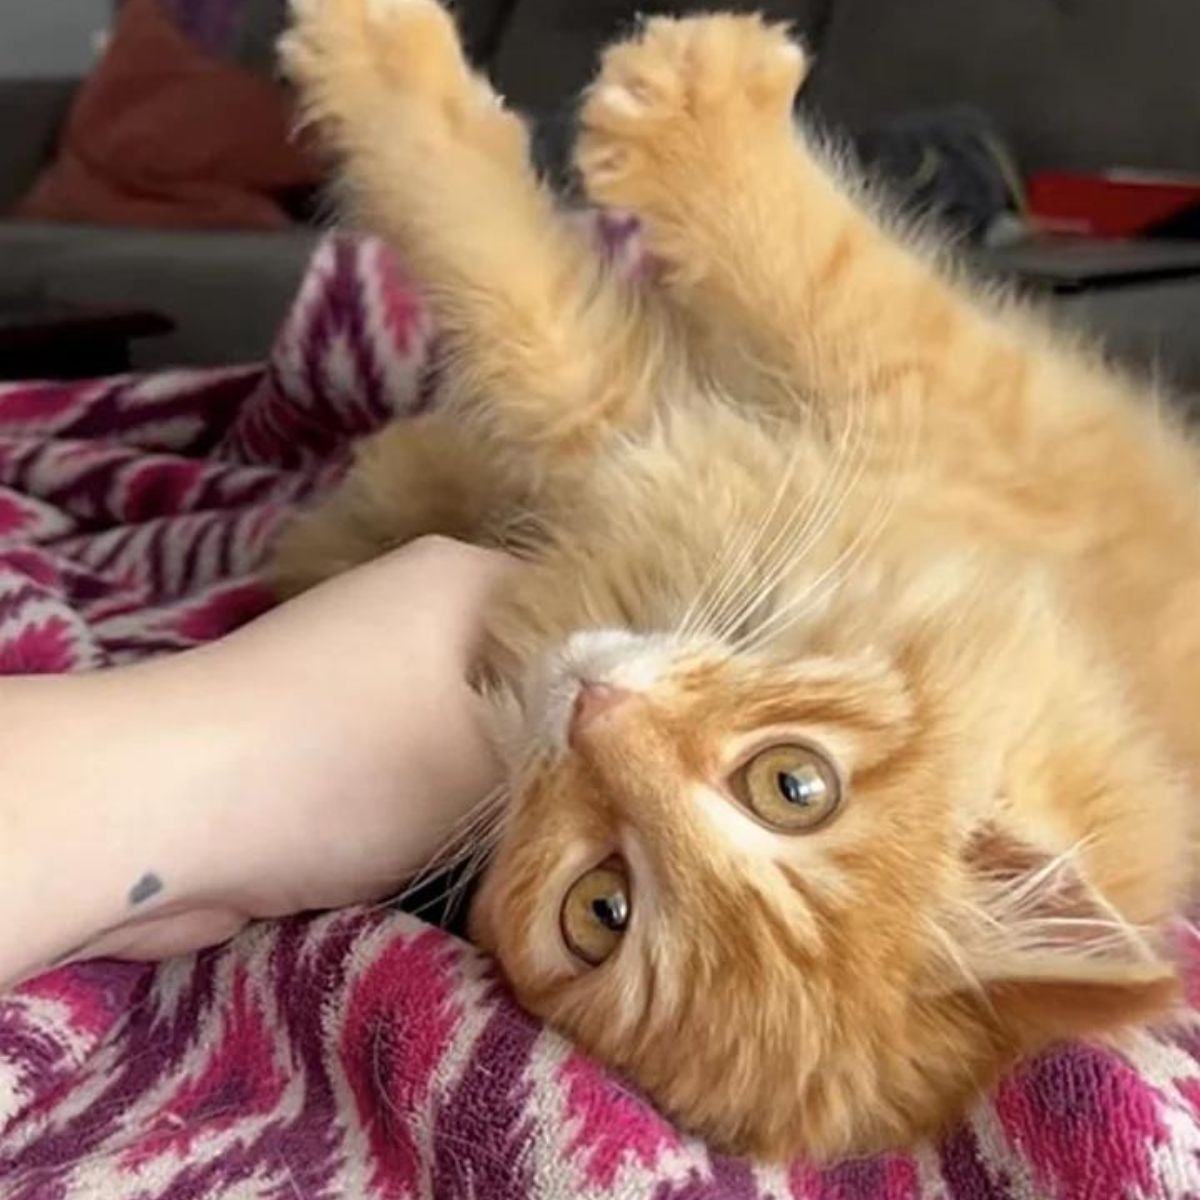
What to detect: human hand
<box><xmin>1</xmin><ymin>537</ymin><xmax>512</xmax><ymax>982</ymax></box>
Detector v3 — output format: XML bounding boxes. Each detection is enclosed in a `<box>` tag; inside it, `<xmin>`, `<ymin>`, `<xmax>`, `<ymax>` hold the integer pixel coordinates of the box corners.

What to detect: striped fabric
<box><xmin>2</xmin><ymin>233</ymin><xmax>1200</xmax><ymax>1198</ymax></box>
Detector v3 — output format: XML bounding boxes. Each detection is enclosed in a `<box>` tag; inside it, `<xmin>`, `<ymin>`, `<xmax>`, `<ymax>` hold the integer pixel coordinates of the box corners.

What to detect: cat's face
<box><xmin>474</xmin><ymin>626</ymin><xmax>955</xmax><ymax>1155</ymax></box>
<box><xmin>469</xmin><ymin>428</ymin><xmax>1180</xmax><ymax>1161</ymax></box>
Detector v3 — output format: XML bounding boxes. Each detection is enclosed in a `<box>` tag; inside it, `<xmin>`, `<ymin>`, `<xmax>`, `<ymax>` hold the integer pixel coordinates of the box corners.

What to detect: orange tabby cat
<box><xmin>276</xmin><ymin>0</ymin><xmax>1200</xmax><ymax>1162</ymax></box>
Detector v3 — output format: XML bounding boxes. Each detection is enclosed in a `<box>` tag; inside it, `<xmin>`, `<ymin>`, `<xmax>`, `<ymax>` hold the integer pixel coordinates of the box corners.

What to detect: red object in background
<box><xmin>16</xmin><ymin>0</ymin><xmax>321</xmax><ymax>231</ymax></box>
<box><xmin>1026</xmin><ymin>170</ymin><xmax>1200</xmax><ymax>238</ymax></box>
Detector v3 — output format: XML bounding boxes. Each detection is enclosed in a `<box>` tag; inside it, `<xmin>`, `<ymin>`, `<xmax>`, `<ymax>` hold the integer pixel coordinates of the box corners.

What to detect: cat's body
<box><xmin>278</xmin><ymin>0</ymin><xmax>1200</xmax><ymax>1161</ymax></box>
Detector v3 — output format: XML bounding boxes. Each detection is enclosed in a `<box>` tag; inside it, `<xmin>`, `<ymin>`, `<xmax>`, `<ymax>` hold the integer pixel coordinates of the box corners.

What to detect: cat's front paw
<box><xmin>281</xmin><ymin>0</ymin><xmax>520</xmax><ymax>159</ymax></box>
<box><xmin>576</xmin><ymin>15</ymin><xmax>808</xmax><ymax>216</ymax></box>
<box><xmin>283</xmin><ymin>0</ymin><xmax>466</xmax><ymax>103</ymax></box>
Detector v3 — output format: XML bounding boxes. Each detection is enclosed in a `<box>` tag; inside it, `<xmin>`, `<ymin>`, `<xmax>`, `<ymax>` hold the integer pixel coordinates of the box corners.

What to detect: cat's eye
<box><xmin>560</xmin><ymin>859</ymin><xmax>631</xmax><ymax>967</ymax></box>
<box><xmin>735</xmin><ymin>743</ymin><xmax>842</xmax><ymax>832</ymax></box>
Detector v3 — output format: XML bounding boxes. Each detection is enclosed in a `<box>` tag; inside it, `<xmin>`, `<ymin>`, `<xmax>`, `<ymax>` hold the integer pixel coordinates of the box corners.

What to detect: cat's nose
<box><xmin>569</xmin><ymin>681</ymin><xmax>631</xmax><ymax>745</ymax></box>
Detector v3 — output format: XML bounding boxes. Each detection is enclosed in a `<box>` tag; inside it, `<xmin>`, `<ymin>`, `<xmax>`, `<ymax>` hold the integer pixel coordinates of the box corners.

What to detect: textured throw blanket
<box><xmin>3</xmin><ymin>236</ymin><xmax>1200</xmax><ymax>1199</ymax></box>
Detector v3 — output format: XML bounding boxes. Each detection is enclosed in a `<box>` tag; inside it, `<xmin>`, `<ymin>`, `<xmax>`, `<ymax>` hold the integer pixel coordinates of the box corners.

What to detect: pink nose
<box><xmin>569</xmin><ymin>682</ymin><xmax>630</xmax><ymax>744</ymax></box>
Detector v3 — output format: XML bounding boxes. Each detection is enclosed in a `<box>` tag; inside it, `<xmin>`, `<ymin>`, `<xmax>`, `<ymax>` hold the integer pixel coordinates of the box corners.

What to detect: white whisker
<box><xmin>735</xmin><ymin>381</ymin><xmax>924</xmax><ymax>654</ymax></box>
<box><xmin>676</xmin><ymin>424</ymin><xmax>804</xmax><ymax>641</ymax></box>
<box><xmin>965</xmin><ymin>834</ymin><xmax>1158</xmax><ymax>966</ymax></box>
<box><xmin>393</xmin><ymin>783</ymin><xmax>509</xmax><ymax>911</ymax></box>
<box><xmin>708</xmin><ymin>388</ymin><xmax>871</xmax><ymax>645</ymax></box>
<box><xmin>726</xmin><ymin>395</ymin><xmax>876</xmax><ymax>650</ymax></box>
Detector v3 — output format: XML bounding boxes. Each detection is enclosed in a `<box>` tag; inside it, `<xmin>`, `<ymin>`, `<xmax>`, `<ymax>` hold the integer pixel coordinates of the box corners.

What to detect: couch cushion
<box><xmin>802</xmin><ymin>0</ymin><xmax>1200</xmax><ymax>174</ymax></box>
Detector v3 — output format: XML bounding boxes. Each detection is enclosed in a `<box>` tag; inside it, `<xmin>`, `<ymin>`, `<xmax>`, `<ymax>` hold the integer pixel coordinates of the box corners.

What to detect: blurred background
<box><xmin>0</xmin><ymin>4</ymin><xmax>110</xmax><ymax>76</ymax></box>
<box><xmin>1</xmin><ymin>0</ymin><xmax>1198</xmax><ymax>391</ymax></box>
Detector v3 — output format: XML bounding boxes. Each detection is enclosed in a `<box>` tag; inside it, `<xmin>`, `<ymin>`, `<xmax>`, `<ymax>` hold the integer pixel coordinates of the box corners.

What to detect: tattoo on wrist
<box><xmin>128</xmin><ymin>872</ymin><xmax>164</xmax><ymax>907</ymax></box>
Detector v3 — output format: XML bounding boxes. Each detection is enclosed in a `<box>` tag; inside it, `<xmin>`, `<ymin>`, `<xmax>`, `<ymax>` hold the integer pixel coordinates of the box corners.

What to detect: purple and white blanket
<box><xmin>3</xmin><ymin>235</ymin><xmax>1200</xmax><ymax>1199</ymax></box>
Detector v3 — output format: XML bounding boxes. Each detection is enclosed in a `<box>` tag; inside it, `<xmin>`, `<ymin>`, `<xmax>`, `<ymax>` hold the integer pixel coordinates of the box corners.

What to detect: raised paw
<box><xmin>281</xmin><ymin>0</ymin><xmax>519</xmax><ymax>160</ymax></box>
<box><xmin>576</xmin><ymin>15</ymin><xmax>808</xmax><ymax>216</ymax></box>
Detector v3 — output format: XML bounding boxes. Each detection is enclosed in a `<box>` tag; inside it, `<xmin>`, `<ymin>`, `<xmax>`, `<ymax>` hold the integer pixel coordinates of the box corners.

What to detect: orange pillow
<box><xmin>17</xmin><ymin>0</ymin><xmax>321</xmax><ymax>230</ymax></box>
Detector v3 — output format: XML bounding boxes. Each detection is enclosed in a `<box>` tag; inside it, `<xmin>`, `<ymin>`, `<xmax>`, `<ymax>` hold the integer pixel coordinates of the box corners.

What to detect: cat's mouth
<box><xmin>527</xmin><ymin>629</ymin><xmax>675</xmax><ymax>753</ymax></box>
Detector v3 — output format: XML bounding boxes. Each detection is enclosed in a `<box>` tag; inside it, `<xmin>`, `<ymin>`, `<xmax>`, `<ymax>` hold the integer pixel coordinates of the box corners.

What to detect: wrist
<box><xmin>0</xmin><ymin>673</ymin><xmax>156</xmax><ymax>979</ymax></box>
<box><xmin>0</xmin><ymin>660</ymin><xmax>245</xmax><ymax>984</ymax></box>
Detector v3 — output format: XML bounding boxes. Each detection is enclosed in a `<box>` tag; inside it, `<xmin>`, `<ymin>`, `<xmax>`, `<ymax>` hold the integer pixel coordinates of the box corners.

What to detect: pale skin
<box><xmin>0</xmin><ymin>536</ymin><xmax>510</xmax><ymax>990</ymax></box>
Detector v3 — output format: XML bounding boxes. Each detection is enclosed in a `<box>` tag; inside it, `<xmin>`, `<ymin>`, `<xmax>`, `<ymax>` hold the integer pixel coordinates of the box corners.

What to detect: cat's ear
<box><xmin>943</xmin><ymin>825</ymin><xmax>1179</xmax><ymax>1042</ymax></box>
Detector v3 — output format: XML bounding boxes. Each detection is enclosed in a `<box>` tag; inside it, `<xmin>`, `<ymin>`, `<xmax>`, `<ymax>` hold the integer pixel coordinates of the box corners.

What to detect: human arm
<box><xmin>0</xmin><ymin>536</ymin><xmax>510</xmax><ymax>989</ymax></box>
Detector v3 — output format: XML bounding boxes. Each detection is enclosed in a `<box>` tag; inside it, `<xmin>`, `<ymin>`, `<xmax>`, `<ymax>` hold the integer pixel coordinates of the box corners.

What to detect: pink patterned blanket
<box><xmin>3</xmin><ymin>236</ymin><xmax>1200</xmax><ymax>1199</ymax></box>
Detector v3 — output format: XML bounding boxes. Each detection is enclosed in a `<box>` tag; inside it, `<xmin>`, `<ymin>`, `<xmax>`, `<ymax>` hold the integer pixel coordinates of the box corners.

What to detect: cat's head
<box><xmin>468</xmin><ymin>423</ymin><xmax>1183</xmax><ymax>1161</ymax></box>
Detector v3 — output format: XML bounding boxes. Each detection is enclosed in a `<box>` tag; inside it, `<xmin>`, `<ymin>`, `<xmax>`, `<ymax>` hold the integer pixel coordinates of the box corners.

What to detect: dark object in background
<box><xmin>394</xmin><ymin>861</ymin><xmax>480</xmax><ymax>940</ymax></box>
<box><xmin>1150</xmin><ymin>201</ymin><xmax>1200</xmax><ymax>240</ymax></box>
<box><xmin>0</xmin><ymin>300</ymin><xmax>173</xmax><ymax>380</ymax></box>
<box><xmin>849</xmin><ymin>106</ymin><xmax>1024</xmax><ymax>242</ymax></box>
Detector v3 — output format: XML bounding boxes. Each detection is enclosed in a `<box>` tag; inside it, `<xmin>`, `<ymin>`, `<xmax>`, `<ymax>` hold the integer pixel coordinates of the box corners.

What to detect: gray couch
<box><xmin>2</xmin><ymin>0</ymin><xmax>1198</xmax><ymax>382</ymax></box>
<box><xmin>804</xmin><ymin>0</ymin><xmax>1200</xmax><ymax>393</ymax></box>
<box><xmin>0</xmin><ymin>76</ymin><xmax>319</xmax><ymax>371</ymax></box>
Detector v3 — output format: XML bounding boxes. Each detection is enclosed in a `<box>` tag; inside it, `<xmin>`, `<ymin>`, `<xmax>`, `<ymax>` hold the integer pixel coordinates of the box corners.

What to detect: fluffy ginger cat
<box><xmin>275</xmin><ymin>0</ymin><xmax>1200</xmax><ymax>1163</ymax></box>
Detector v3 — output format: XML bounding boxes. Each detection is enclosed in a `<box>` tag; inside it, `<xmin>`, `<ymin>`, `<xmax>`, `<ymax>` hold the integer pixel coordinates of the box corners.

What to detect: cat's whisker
<box><xmin>393</xmin><ymin>784</ymin><xmax>509</xmax><ymax>910</ymax></box>
<box><xmin>742</xmin><ymin>464</ymin><xmax>893</xmax><ymax>647</ymax></box>
<box><xmin>676</xmin><ymin>414</ymin><xmax>804</xmax><ymax>641</ymax></box>
<box><xmin>976</xmin><ymin>834</ymin><xmax>1099</xmax><ymax>915</ymax></box>
<box><xmin>430</xmin><ymin>782</ymin><xmax>508</xmax><ymax>849</ymax></box>
<box><xmin>734</xmin><ymin>380</ymin><xmax>924</xmax><ymax>654</ymax></box>
<box><xmin>706</xmin><ymin>454</ymin><xmax>839</xmax><ymax>642</ymax></box>
<box><xmin>440</xmin><ymin>828</ymin><xmax>504</xmax><ymax>922</ymax></box>
<box><xmin>673</xmin><ymin>517</ymin><xmax>749</xmax><ymax>641</ymax></box>
<box><xmin>675</xmin><ymin>501</ymin><xmax>768</xmax><ymax>642</ymax></box>
<box><xmin>731</xmin><ymin>379</ymin><xmax>880</xmax><ymax>612</ymax></box>
<box><xmin>700</xmin><ymin>451</ymin><xmax>810</xmax><ymax>641</ymax></box>
<box><xmin>728</xmin><ymin>389</ymin><xmax>883</xmax><ymax>652</ymax></box>
<box><xmin>708</xmin><ymin>389</ymin><xmax>871</xmax><ymax>644</ymax></box>
<box><xmin>680</xmin><ymin>383</ymin><xmax>854</xmax><ymax>643</ymax></box>
<box><xmin>400</xmin><ymin>818</ymin><xmax>506</xmax><ymax>921</ymax></box>
<box><xmin>672</xmin><ymin>432</ymin><xmax>758</xmax><ymax>638</ymax></box>
<box><xmin>970</xmin><ymin>834</ymin><xmax>1159</xmax><ymax>965</ymax></box>
<box><xmin>924</xmin><ymin>915</ymin><xmax>992</xmax><ymax>1009</ymax></box>
<box><xmin>738</xmin><ymin>484</ymin><xmax>892</xmax><ymax>653</ymax></box>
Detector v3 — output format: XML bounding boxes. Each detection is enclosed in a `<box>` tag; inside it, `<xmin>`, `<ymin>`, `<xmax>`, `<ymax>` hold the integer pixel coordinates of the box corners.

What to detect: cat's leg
<box><xmin>570</xmin><ymin>17</ymin><xmax>1146</xmax><ymax>468</ymax></box>
<box><xmin>572</xmin><ymin>16</ymin><xmax>1200</xmax><ymax>784</ymax></box>
<box><xmin>282</xmin><ymin>0</ymin><xmax>663</xmax><ymax>459</ymax></box>
<box><xmin>572</xmin><ymin>15</ymin><xmax>992</xmax><ymax>408</ymax></box>
<box><xmin>271</xmin><ymin>413</ymin><xmax>527</xmax><ymax>597</ymax></box>
<box><xmin>273</xmin><ymin>0</ymin><xmax>669</xmax><ymax>593</ymax></box>
<box><xmin>273</xmin><ymin>0</ymin><xmax>670</xmax><ymax>593</ymax></box>
<box><xmin>576</xmin><ymin>16</ymin><xmax>839</xmax><ymax>413</ymax></box>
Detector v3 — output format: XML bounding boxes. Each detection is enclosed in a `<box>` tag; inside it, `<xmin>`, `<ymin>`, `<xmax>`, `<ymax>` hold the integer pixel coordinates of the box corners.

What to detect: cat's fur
<box><xmin>276</xmin><ymin>0</ymin><xmax>1200</xmax><ymax>1161</ymax></box>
